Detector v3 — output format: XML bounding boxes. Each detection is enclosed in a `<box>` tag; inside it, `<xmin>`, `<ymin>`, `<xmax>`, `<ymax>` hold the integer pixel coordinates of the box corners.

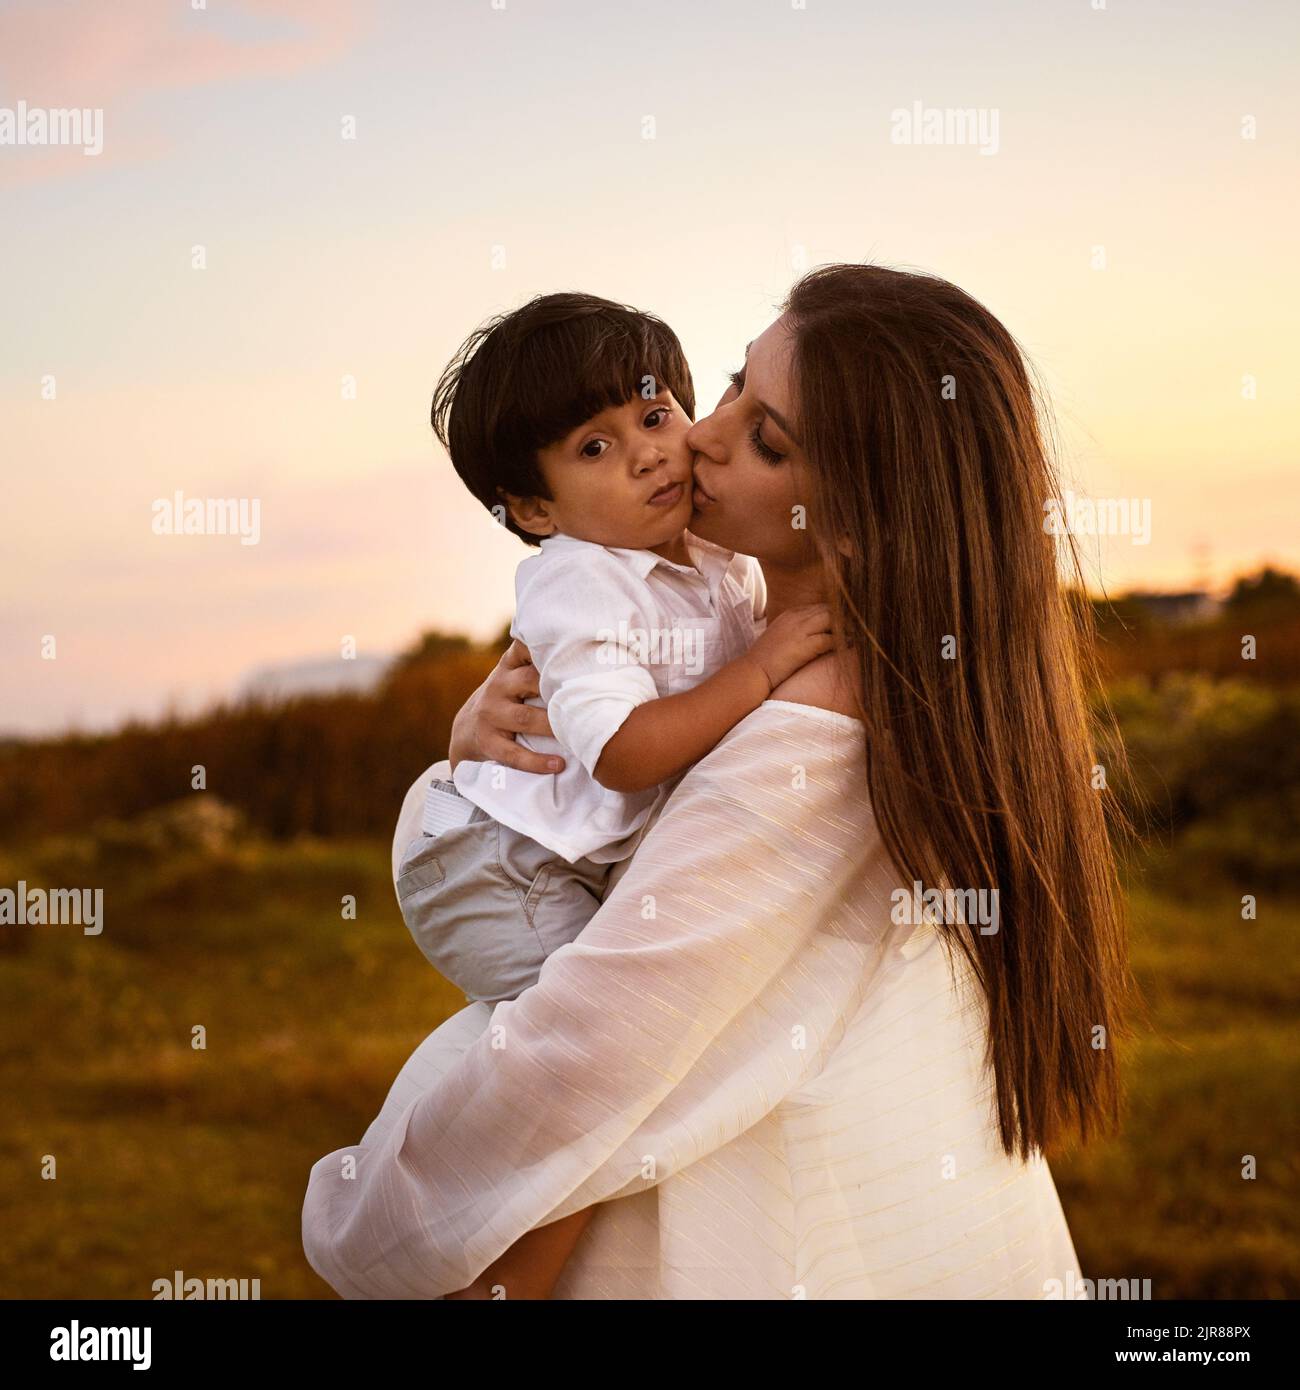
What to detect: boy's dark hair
<box><xmin>431</xmin><ymin>292</ymin><xmax>695</xmax><ymax>546</ymax></box>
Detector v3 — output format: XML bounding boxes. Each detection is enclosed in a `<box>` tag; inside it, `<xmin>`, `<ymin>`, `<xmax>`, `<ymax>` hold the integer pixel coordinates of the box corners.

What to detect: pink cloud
<box><xmin>0</xmin><ymin>0</ymin><xmax>368</xmax><ymax>184</ymax></box>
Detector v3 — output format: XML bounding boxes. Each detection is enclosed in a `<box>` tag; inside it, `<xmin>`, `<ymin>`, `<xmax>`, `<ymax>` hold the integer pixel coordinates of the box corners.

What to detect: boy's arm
<box><xmin>594</xmin><ymin>604</ymin><xmax>832</xmax><ymax>794</ymax></box>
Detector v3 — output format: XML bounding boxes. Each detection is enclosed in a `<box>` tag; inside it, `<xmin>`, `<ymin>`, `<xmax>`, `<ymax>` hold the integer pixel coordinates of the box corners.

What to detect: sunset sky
<box><xmin>2</xmin><ymin>0</ymin><xmax>1297</xmax><ymax>735</ymax></box>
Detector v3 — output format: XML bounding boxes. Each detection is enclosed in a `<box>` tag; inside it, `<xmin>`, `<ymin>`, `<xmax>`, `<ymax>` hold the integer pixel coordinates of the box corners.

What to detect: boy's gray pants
<box><xmin>395</xmin><ymin>778</ymin><xmax>611</xmax><ymax>1005</ymax></box>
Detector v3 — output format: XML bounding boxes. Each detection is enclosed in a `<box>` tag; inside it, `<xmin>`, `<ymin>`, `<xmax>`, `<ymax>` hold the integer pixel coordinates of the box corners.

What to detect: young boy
<box><xmin>396</xmin><ymin>291</ymin><xmax>829</xmax><ymax>1009</ymax></box>
<box><xmin>399</xmin><ymin>291</ymin><xmax>830</xmax><ymax>1299</ymax></box>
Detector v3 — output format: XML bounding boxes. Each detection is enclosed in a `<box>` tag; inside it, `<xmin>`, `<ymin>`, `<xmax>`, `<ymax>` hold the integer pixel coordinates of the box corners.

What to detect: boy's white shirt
<box><xmin>452</xmin><ymin>530</ymin><xmax>766</xmax><ymax>865</ymax></box>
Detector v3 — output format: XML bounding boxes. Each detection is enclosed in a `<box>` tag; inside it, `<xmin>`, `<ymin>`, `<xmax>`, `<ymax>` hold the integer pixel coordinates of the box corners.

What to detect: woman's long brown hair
<box><xmin>785</xmin><ymin>263</ymin><xmax>1139</xmax><ymax>1160</ymax></box>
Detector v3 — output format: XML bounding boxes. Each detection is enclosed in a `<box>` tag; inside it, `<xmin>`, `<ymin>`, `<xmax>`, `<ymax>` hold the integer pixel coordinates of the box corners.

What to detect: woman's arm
<box><xmin>303</xmin><ymin>709</ymin><xmax>898</xmax><ymax>1299</ymax></box>
<box><xmin>448</xmin><ymin>639</ymin><xmax>565</xmax><ymax>775</ymax></box>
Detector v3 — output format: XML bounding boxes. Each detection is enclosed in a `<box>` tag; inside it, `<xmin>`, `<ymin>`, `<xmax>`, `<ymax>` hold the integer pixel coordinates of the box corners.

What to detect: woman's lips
<box><xmin>648</xmin><ymin>481</ymin><xmax>685</xmax><ymax>508</ymax></box>
<box><xmin>692</xmin><ymin>480</ymin><xmax>715</xmax><ymax>509</ymax></box>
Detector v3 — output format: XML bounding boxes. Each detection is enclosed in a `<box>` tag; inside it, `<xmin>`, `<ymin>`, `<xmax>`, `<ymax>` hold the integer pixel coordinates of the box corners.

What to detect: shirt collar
<box><xmin>539</xmin><ymin>532</ymin><xmax>658</xmax><ymax>577</ymax></box>
<box><xmin>680</xmin><ymin>531</ymin><xmax>741</xmax><ymax>602</ymax></box>
<box><xmin>540</xmin><ymin>531</ymin><xmax>739</xmax><ymax>601</ymax></box>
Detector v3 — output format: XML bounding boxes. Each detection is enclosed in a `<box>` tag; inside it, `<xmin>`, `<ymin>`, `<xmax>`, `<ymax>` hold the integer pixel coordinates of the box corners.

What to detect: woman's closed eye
<box><xmin>749</xmin><ymin>421</ymin><xmax>785</xmax><ymax>465</ymax></box>
<box><xmin>727</xmin><ymin>368</ymin><xmax>785</xmax><ymax>464</ymax></box>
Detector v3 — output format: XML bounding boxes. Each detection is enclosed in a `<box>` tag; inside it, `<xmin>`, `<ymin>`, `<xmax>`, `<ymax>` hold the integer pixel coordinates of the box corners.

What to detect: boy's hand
<box><xmin>449</xmin><ymin>639</ymin><xmax>565</xmax><ymax>775</ymax></box>
<box><xmin>742</xmin><ymin>604</ymin><xmax>834</xmax><ymax>694</ymax></box>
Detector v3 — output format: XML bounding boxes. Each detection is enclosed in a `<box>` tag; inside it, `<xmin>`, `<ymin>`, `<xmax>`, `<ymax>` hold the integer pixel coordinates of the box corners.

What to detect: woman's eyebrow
<box><xmin>758</xmin><ymin>398</ymin><xmax>799</xmax><ymax>443</ymax></box>
<box><xmin>741</xmin><ymin>338</ymin><xmax>800</xmax><ymax>441</ymax></box>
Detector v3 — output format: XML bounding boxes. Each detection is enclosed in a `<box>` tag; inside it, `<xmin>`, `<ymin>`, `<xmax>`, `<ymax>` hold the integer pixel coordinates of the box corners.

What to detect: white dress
<box><xmin>301</xmin><ymin>700</ymin><xmax>1085</xmax><ymax>1299</ymax></box>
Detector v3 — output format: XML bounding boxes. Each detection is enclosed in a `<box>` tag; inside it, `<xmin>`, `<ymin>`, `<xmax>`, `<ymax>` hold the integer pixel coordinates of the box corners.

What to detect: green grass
<box><xmin>0</xmin><ymin>835</ymin><xmax>467</xmax><ymax>1299</ymax></box>
<box><xmin>1051</xmin><ymin>873</ymin><xmax>1300</xmax><ymax>1298</ymax></box>
<box><xmin>0</xmin><ymin>836</ymin><xmax>1295</xmax><ymax>1298</ymax></box>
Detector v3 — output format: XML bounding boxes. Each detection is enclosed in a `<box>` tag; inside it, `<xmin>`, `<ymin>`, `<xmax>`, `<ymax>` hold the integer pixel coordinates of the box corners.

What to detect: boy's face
<box><xmin>504</xmin><ymin>389</ymin><xmax>695</xmax><ymax>550</ymax></box>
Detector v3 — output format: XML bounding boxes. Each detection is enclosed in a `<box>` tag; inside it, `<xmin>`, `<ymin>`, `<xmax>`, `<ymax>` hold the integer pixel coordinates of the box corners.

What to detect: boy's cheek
<box><xmin>667</xmin><ymin>426</ymin><xmax>694</xmax><ymax>461</ymax></box>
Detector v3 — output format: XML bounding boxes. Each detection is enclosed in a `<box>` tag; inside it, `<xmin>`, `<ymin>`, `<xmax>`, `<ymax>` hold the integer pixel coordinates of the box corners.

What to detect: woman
<box><xmin>301</xmin><ymin>263</ymin><xmax>1136</xmax><ymax>1299</ymax></box>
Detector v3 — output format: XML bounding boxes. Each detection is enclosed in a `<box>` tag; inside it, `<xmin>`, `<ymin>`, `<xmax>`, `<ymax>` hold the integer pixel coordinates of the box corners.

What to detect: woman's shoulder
<box><xmin>682</xmin><ymin>652</ymin><xmax>867</xmax><ymax>794</ymax></box>
<box><xmin>768</xmin><ymin>650</ymin><xmax>862</xmax><ymax>721</ymax></box>
<box><xmin>617</xmin><ymin>657</ymin><xmax>875</xmax><ymax>894</ymax></box>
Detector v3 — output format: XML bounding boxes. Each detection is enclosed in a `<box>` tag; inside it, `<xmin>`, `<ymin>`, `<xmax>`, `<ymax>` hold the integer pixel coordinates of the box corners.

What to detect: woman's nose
<box><xmin>685</xmin><ymin>410</ymin><xmax>724</xmax><ymax>462</ymax></box>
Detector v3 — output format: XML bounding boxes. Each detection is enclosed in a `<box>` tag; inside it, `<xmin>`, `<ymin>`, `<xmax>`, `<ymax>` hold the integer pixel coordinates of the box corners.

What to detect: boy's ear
<box><xmin>499</xmin><ymin>490</ymin><xmax>557</xmax><ymax>539</ymax></box>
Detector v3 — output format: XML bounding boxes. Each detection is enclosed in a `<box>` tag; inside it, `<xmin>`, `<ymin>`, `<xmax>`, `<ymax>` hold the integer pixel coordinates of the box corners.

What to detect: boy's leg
<box><xmin>444</xmin><ymin>1208</ymin><xmax>597</xmax><ymax>1300</ymax></box>
<box><xmin>396</xmin><ymin>789</ymin><xmax>548</xmax><ymax>1005</ymax></box>
<box><xmin>441</xmin><ymin>833</ymin><xmax>610</xmax><ymax>1296</ymax></box>
<box><xmin>493</xmin><ymin>826</ymin><xmax>611</xmax><ymax>962</ymax></box>
<box><xmin>396</xmin><ymin>783</ymin><xmax>610</xmax><ymax>1004</ymax></box>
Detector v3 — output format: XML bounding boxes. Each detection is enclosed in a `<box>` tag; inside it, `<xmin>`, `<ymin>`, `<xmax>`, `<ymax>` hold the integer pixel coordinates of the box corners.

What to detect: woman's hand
<box><xmin>448</xmin><ymin>639</ymin><xmax>565</xmax><ymax>775</ymax></box>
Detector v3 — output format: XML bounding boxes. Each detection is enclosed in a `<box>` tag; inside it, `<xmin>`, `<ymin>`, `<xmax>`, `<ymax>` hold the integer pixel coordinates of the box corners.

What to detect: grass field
<box><xmin>0</xmin><ymin>830</ymin><xmax>1295</xmax><ymax>1299</ymax></box>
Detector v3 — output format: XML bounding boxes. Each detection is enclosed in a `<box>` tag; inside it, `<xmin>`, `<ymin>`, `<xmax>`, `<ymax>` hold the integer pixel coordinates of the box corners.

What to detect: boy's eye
<box><xmin>644</xmin><ymin>406</ymin><xmax>671</xmax><ymax>428</ymax></box>
<box><xmin>579</xmin><ymin>439</ymin><xmax>609</xmax><ymax>459</ymax></box>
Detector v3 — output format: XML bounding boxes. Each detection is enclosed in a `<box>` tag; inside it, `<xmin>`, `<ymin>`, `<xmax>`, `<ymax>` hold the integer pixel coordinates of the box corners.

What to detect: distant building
<box><xmin>238</xmin><ymin>654</ymin><xmax>392</xmax><ymax>702</ymax></box>
<box><xmin>1128</xmin><ymin>591</ymin><xmax>1222</xmax><ymax>626</ymax></box>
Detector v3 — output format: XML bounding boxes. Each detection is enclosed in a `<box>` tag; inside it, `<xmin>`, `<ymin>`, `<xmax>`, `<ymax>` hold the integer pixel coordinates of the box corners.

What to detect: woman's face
<box><xmin>685</xmin><ymin>314</ymin><xmax>819</xmax><ymax>569</ymax></box>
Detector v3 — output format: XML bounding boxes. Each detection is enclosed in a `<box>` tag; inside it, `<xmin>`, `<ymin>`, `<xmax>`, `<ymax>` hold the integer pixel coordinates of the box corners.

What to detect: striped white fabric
<box><xmin>419</xmin><ymin>782</ymin><xmax>478</xmax><ymax>837</ymax></box>
<box><xmin>304</xmin><ymin>700</ymin><xmax>1085</xmax><ymax>1299</ymax></box>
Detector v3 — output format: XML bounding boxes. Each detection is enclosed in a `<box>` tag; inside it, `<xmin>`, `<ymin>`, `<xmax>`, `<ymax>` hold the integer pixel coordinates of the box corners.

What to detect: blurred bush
<box><xmin>2</xmin><ymin>574</ymin><xmax>1297</xmax><ymax>894</ymax></box>
<box><xmin>91</xmin><ymin>797</ymin><xmax>249</xmax><ymax>864</ymax></box>
<box><xmin>0</xmin><ymin>633</ymin><xmax>500</xmax><ymax>847</ymax></box>
<box><xmin>1099</xmin><ymin>675</ymin><xmax>1300</xmax><ymax>888</ymax></box>
<box><xmin>1091</xmin><ymin>567</ymin><xmax>1300</xmax><ymax>686</ymax></box>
